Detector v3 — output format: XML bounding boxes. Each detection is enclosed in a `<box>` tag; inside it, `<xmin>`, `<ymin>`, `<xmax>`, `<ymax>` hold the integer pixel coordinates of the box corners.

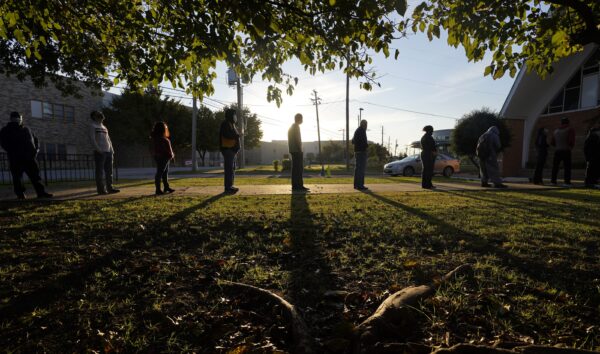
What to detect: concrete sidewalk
<box><xmin>0</xmin><ymin>181</ymin><xmax>559</xmax><ymax>201</ymax></box>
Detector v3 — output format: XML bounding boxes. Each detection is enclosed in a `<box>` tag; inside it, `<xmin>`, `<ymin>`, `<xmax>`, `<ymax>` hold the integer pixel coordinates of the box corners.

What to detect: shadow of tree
<box><xmin>0</xmin><ymin>193</ymin><xmax>227</xmax><ymax>320</ymax></box>
<box><xmin>361</xmin><ymin>191</ymin><xmax>599</xmax><ymax>305</ymax></box>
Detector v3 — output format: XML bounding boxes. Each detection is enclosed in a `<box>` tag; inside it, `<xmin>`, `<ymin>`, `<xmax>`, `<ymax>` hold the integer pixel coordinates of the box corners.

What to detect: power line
<box><xmin>355</xmin><ymin>100</ymin><xmax>460</xmax><ymax>120</ymax></box>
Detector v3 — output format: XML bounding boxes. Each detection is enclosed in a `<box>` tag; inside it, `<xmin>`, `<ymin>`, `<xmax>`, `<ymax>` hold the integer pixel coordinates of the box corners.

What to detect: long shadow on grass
<box><xmin>0</xmin><ymin>193</ymin><xmax>226</xmax><ymax>320</ymax></box>
<box><xmin>362</xmin><ymin>191</ymin><xmax>599</xmax><ymax>302</ymax></box>
<box><xmin>286</xmin><ymin>193</ymin><xmax>336</xmax><ymax>308</ymax></box>
<box><xmin>440</xmin><ymin>190</ymin><xmax>600</xmax><ymax>229</ymax></box>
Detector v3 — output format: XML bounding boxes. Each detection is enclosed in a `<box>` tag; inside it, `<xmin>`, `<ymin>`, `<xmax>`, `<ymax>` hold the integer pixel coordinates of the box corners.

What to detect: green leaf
<box><xmin>395</xmin><ymin>0</ymin><xmax>407</xmax><ymax>16</ymax></box>
<box><xmin>484</xmin><ymin>65</ymin><xmax>493</xmax><ymax>76</ymax></box>
<box><xmin>329</xmin><ymin>0</ymin><xmax>336</xmax><ymax>5</ymax></box>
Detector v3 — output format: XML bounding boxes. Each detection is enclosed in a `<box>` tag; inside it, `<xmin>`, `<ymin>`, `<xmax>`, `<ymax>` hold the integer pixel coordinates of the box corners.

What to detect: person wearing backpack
<box><xmin>476</xmin><ymin>126</ymin><xmax>507</xmax><ymax>188</ymax></box>
<box><xmin>220</xmin><ymin>108</ymin><xmax>240</xmax><ymax>193</ymax></box>
<box><xmin>550</xmin><ymin>117</ymin><xmax>575</xmax><ymax>187</ymax></box>
<box><xmin>532</xmin><ymin>127</ymin><xmax>549</xmax><ymax>185</ymax></box>
<box><xmin>584</xmin><ymin>121</ymin><xmax>600</xmax><ymax>189</ymax></box>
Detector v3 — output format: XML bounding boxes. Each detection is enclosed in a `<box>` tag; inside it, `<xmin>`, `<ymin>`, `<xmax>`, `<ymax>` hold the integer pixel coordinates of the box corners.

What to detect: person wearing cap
<box><xmin>288</xmin><ymin>113</ymin><xmax>309</xmax><ymax>192</ymax></box>
<box><xmin>90</xmin><ymin>111</ymin><xmax>119</xmax><ymax>194</ymax></box>
<box><xmin>0</xmin><ymin>111</ymin><xmax>53</xmax><ymax>199</ymax></box>
<box><xmin>420</xmin><ymin>125</ymin><xmax>437</xmax><ymax>189</ymax></box>
<box><xmin>550</xmin><ymin>117</ymin><xmax>575</xmax><ymax>186</ymax></box>
<box><xmin>352</xmin><ymin>119</ymin><xmax>369</xmax><ymax>190</ymax></box>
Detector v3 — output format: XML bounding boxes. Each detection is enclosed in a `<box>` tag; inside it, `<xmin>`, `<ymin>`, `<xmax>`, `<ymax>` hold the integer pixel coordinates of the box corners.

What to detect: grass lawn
<box><xmin>1</xmin><ymin>189</ymin><xmax>599</xmax><ymax>352</ymax></box>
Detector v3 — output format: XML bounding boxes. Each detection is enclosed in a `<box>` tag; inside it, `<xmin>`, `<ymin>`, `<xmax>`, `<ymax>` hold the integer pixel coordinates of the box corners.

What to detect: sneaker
<box><xmin>98</xmin><ymin>190</ymin><xmax>108</xmax><ymax>195</ymax></box>
<box><xmin>155</xmin><ymin>190</ymin><xmax>164</xmax><ymax>195</ymax></box>
<box><xmin>481</xmin><ymin>183</ymin><xmax>491</xmax><ymax>187</ymax></box>
<box><xmin>422</xmin><ymin>185</ymin><xmax>435</xmax><ymax>189</ymax></box>
<box><xmin>224</xmin><ymin>187</ymin><xmax>239</xmax><ymax>193</ymax></box>
<box><xmin>165</xmin><ymin>187</ymin><xmax>175</xmax><ymax>193</ymax></box>
<box><xmin>493</xmin><ymin>184</ymin><xmax>508</xmax><ymax>189</ymax></box>
<box><xmin>16</xmin><ymin>193</ymin><xmax>26</xmax><ymax>200</ymax></box>
<box><xmin>37</xmin><ymin>192</ymin><xmax>53</xmax><ymax>198</ymax></box>
<box><xmin>107</xmin><ymin>188</ymin><xmax>120</xmax><ymax>194</ymax></box>
<box><xmin>357</xmin><ymin>186</ymin><xmax>369</xmax><ymax>191</ymax></box>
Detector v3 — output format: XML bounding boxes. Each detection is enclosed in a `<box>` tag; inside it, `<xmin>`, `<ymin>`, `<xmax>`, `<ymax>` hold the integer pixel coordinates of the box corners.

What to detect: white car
<box><xmin>383</xmin><ymin>154</ymin><xmax>460</xmax><ymax>177</ymax></box>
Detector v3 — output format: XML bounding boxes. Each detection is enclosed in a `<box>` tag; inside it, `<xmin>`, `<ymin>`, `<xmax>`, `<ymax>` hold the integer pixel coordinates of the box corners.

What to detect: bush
<box><xmin>273</xmin><ymin>160</ymin><xmax>279</xmax><ymax>172</ymax></box>
<box><xmin>281</xmin><ymin>158</ymin><xmax>291</xmax><ymax>171</ymax></box>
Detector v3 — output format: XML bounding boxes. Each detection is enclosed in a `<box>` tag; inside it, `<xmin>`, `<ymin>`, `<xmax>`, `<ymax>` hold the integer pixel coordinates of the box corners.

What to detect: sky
<box><xmin>112</xmin><ymin>3</ymin><xmax>518</xmax><ymax>156</ymax></box>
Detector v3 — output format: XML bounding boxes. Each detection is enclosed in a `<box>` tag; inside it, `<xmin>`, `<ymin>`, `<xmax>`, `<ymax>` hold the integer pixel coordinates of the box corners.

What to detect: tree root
<box><xmin>431</xmin><ymin>343</ymin><xmax>599</xmax><ymax>353</ymax></box>
<box><xmin>354</xmin><ymin>264</ymin><xmax>473</xmax><ymax>352</ymax></box>
<box><xmin>219</xmin><ymin>280</ymin><xmax>315</xmax><ymax>354</ymax></box>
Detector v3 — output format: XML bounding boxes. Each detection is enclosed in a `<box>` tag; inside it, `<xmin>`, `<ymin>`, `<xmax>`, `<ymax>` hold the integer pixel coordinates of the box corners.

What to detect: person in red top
<box><xmin>151</xmin><ymin>121</ymin><xmax>175</xmax><ymax>195</ymax></box>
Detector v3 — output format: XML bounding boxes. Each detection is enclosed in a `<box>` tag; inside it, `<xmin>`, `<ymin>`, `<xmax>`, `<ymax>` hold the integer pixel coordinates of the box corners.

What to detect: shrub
<box><xmin>273</xmin><ymin>160</ymin><xmax>279</xmax><ymax>172</ymax></box>
<box><xmin>281</xmin><ymin>158</ymin><xmax>291</xmax><ymax>171</ymax></box>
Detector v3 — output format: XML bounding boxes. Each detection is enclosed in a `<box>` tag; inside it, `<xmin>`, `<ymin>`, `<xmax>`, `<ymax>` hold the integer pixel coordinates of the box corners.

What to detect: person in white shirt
<box><xmin>90</xmin><ymin>111</ymin><xmax>119</xmax><ymax>194</ymax></box>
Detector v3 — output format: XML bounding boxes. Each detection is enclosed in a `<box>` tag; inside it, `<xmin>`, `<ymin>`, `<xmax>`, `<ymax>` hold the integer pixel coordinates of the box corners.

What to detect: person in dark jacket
<box><xmin>420</xmin><ymin>125</ymin><xmax>437</xmax><ymax>189</ymax></box>
<box><xmin>288</xmin><ymin>113</ymin><xmax>308</xmax><ymax>192</ymax></box>
<box><xmin>352</xmin><ymin>119</ymin><xmax>369</xmax><ymax>190</ymax></box>
<box><xmin>220</xmin><ymin>108</ymin><xmax>240</xmax><ymax>193</ymax></box>
<box><xmin>0</xmin><ymin>111</ymin><xmax>52</xmax><ymax>199</ymax></box>
<box><xmin>151</xmin><ymin>121</ymin><xmax>175</xmax><ymax>195</ymax></box>
<box><xmin>584</xmin><ymin>122</ymin><xmax>600</xmax><ymax>188</ymax></box>
<box><xmin>532</xmin><ymin>127</ymin><xmax>549</xmax><ymax>184</ymax></box>
<box><xmin>550</xmin><ymin>117</ymin><xmax>575</xmax><ymax>186</ymax></box>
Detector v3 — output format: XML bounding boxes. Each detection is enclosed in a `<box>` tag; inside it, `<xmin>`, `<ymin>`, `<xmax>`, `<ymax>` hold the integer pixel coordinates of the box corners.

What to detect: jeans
<box><xmin>354</xmin><ymin>151</ymin><xmax>367</xmax><ymax>188</ymax></box>
<box><xmin>551</xmin><ymin>150</ymin><xmax>571</xmax><ymax>184</ymax></box>
<box><xmin>291</xmin><ymin>152</ymin><xmax>304</xmax><ymax>189</ymax></box>
<box><xmin>222</xmin><ymin>149</ymin><xmax>237</xmax><ymax>189</ymax></box>
<box><xmin>94</xmin><ymin>151</ymin><xmax>114</xmax><ymax>193</ymax></box>
<box><xmin>420</xmin><ymin>153</ymin><xmax>434</xmax><ymax>188</ymax></box>
<box><xmin>9</xmin><ymin>157</ymin><xmax>46</xmax><ymax>197</ymax></box>
<box><xmin>155</xmin><ymin>157</ymin><xmax>171</xmax><ymax>191</ymax></box>
<box><xmin>532</xmin><ymin>150</ymin><xmax>547</xmax><ymax>183</ymax></box>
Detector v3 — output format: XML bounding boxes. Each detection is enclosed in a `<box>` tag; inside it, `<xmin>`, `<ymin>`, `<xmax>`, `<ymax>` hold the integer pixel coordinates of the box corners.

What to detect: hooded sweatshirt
<box><xmin>477</xmin><ymin>126</ymin><xmax>501</xmax><ymax>160</ymax></box>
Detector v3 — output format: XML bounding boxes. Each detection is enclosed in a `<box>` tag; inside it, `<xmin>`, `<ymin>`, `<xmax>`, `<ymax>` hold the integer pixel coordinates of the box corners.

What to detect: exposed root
<box><xmin>354</xmin><ymin>264</ymin><xmax>473</xmax><ymax>352</ymax></box>
<box><xmin>432</xmin><ymin>344</ymin><xmax>599</xmax><ymax>353</ymax></box>
<box><xmin>219</xmin><ymin>280</ymin><xmax>314</xmax><ymax>354</ymax></box>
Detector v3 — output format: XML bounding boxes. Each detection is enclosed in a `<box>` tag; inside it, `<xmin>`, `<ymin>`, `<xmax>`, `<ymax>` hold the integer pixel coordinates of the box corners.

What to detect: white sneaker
<box><xmin>561</xmin><ymin>183</ymin><xmax>573</xmax><ymax>188</ymax></box>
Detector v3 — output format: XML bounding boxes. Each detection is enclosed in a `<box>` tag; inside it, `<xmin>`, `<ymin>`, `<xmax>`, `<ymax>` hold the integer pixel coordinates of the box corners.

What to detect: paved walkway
<box><xmin>0</xmin><ymin>181</ymin><xmax>559</xmax><ymax>201</ymax></box>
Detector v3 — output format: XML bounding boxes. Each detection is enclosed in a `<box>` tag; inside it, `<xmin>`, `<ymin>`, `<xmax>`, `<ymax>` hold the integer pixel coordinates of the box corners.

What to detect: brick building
<box><xmin>0</xmin><ymin>75</ymin><xmax>110</xmax><ymax>158</ymax></box>
<box><xmin>500</xmin><ymin>44</ymin><xmax>600</xmax><ymax>176</ymax></box>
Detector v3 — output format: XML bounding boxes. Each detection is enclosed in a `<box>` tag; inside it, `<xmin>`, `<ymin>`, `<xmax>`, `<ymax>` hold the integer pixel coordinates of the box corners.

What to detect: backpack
<box><xmin>476</xmin><ymin>136</ymin><xmax>490</xmax><ymax>159</ymax></box>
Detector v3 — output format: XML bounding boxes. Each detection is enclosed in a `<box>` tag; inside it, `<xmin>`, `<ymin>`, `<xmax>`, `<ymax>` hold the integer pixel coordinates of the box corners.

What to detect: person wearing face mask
<box><xmin>0</xmin><ymin>111</ymin><xmax>53</xmax><ymax>199</ymax></box>
<box><xmin>220</xmin><ymin>108</ymin><xmax>241</xmax><ymax>193</ymax></box>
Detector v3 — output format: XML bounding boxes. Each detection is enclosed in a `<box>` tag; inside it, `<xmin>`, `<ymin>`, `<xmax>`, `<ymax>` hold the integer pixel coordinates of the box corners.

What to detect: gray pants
<box><xmin>354</xmin><ymin>151</ymin><xmax>367</xmax><ymax>188</ymax></box>
<box><xmin>480</xmin><ymin>157</ymin><xmax>502</xmax><ymax>185</ymax></box>
<box><xmin>94</xmin><ymin>151</ymin><xmax>114</xmax><ymax>193</ymax></box>
<box><xmin>291</xmin><ymin>152</ymin><xmax>304</xmax><ymax>189</ymax></box>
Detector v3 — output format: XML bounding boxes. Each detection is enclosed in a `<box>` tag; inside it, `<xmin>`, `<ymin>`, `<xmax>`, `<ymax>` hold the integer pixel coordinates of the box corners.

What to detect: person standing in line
<box><xmin>420</xmin><ymin>125</ymin><xmax>437</xmax><ymax>189</ymax></box>
<box><xmin>220</xmin><ymin>108</ymin><xmax>240</xmax><ymax>193</ymax></box>
<box><xmin>0</xmin><ymin>111</ymin><xmax>53</xmax><ymax>199</ymax></box>
<box><xmin>476</xmin><ymin>126</ymin><xmax>507</xmax><ymax>188</ymax></box>
<box><xmin>584</xmin><ymin>122</ymin><xmax>600</xmax><ymax>188</ymax></box>
<box><xmin>288</xmin><ymin>113</ymin><xmax>308</xmax><ymax>192</ymax></box>
<box><xmin>151</xmin><ymin>121</ymin><xmax>175</xmax><ymax>195</ymax></box>
<box><xmin>352</xmin><ymin>119</ymin><xmax>369</xmax><ymax>190</ymax></box>
<box><xmin>90</xmin><ymin>111</ymin><xmax>119</xmax><ymax>195</ymax></box>
<box><xmin>532</xmin><ymin>127</ymin><xmax>549</xmax><ymax>185</ymax></box>
<box><xmin>550</xmin><ymin>117</ymin><xmax>575</xmax><ymax>187</ymax></box>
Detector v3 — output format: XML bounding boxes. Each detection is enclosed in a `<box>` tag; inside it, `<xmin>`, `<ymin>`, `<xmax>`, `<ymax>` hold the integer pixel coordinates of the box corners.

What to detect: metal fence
<box><xmin>0</xmin><ymin>153</ymin><xmax>119</xmax><ymax>185</ymax></box>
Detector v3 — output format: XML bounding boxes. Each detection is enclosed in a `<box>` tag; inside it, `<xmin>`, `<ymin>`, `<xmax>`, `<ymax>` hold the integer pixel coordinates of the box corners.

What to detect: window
<box><xmin>66</xmin><ymin>145</ymin><xmax>77</xmax><ymax>160</ymax></box>
<box><xmin>31</xmin><ymin>100</ymin><xmax>43</xmax><ymax>118</ymax></box>
<box><xmin>57</xmin><ymin>144</ymin><xmax>67</xmax><ymax>160</ymax></box>
<box><xmin>581</xmin><ymin>74</ymin><xmax>599</xmax><ymax>108</ymax></box>
<box><xmin>46</xmin><ymin>143</ymin><xmax>56</xmax><ymax>160</ymax></box>
<box><xmin>54</xmin><ymin>104</ymin><xmax>64</xmax><ymax>120</ymax></box>
<box><xmin>64</xmin><ymin>106</ymin><xmax>75</xmax><ymax>123</ymax></box>
<box><xmin>43</xmin><ymin>102</ymin><xmax>53</xmax><ymax>119</ymax></box>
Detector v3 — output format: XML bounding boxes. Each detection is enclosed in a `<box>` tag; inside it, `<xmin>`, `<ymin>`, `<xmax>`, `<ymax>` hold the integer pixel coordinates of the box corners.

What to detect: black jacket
<box><xmin>584</xmin><ymin>128</ymin><xmax>600</xmax><ymax>162</ymax></box>
<box><xmin>420</xmin><ymin>132</ymin><xmax>437</xmax><ymax>157</ymax></box>
<box><xmin>535</xmin><ymin>131</ymin><xmax>549</xmax><ymax>153</ymax></box>
<box><xmin>0</xmin><ymin>122</ymin><xmax>39</xmax><ymax>161</ymax></box>
<box><xmin>352</xmin><ymin>126</ymin><xmax>368</xmax><ymax>152</ymax></box>
<box><xmin>219</xmin><ymin>119</ymin><xmax>240</xmax><ymax>151</ymax></box>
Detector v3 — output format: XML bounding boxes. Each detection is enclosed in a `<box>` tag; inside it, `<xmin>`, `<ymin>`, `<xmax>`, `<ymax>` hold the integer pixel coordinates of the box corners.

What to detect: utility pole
<box><xmin>191</xmin><ymin>91</ymin><xmax>198</xmax><ymax>171</ymax></box>
<box><xmin>394</xmin><ymin>139</ymin><xmax>398</xmax><ymax>157</ymax></box>
<box><xmin>236</xmin><ymin>77</ymin><xmax>245</xmax><ymax>168</ymax></box>
<box><xmin>312</xmin><ymin>90</ymin><xmax>325</xmax><ymax>176</ymax></box>
<box><xmin>345</xmin><ymin>71</ymin><xmax>350</xmax><ymax>171</ymax></box>
<box><xmin>387</xmin><ymin>136</ymin><xmax>391</xmax><ymax>152</ymax></box>
<box><xmin>381</xmin><ymin>125</ymin><xmax>384</xmax><ymax>146</ymax></box>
